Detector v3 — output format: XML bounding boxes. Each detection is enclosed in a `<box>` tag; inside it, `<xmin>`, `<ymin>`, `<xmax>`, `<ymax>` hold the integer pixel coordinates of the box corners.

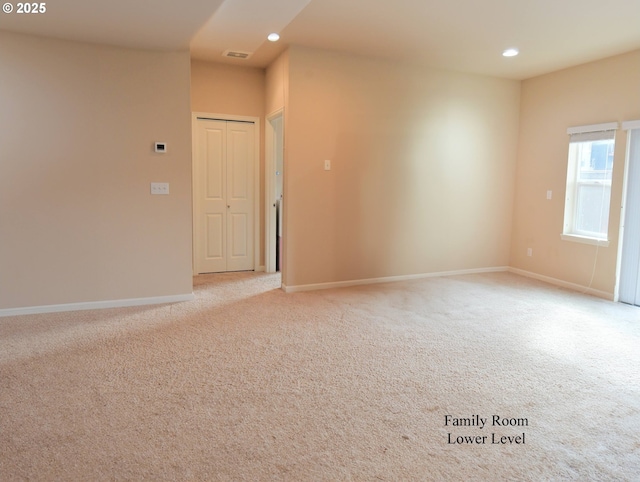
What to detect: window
<box><xmin>562</xmin><ymin>123</ymin><xmax>618</xmax><ymax>245</ymax></box>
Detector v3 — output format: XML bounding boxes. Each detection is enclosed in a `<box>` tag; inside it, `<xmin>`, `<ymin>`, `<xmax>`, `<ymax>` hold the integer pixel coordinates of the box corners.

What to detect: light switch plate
<box><xmin>324</xmin><ymin>160</ymin><xmax>331</xmax><ymax>171</ymax></box>
<box><xmin>151</xmin><ymin>182</ymin><xmax>169</xmax><ymax>195</ymax></box>
<box><xmin>546</xmin><ymin>190</ymin><xmax>552</xmax><ymax>200</ymax></box>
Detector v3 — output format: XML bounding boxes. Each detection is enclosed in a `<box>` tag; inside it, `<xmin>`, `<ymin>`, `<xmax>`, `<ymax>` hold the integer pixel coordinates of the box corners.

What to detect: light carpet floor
<box><xmin>1</xmin><ymin>272</ymin><xmax>639</xmax><ymax>481</ymax></box>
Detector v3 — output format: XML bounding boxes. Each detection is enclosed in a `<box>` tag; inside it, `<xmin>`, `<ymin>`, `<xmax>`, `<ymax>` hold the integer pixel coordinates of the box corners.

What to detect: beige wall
<box><xmin>190</xmin><ymin>60</ymin><xmax>266</xmax><ymax>266</ymax></box>
<box><xmin>283</xmin><ymin>46</ymin><xmax>521</xmax><ymax>288</ymax></box>
<box><xmin>191</xmin><ymin>60</ymin><xmax>265</xmax><ymax>117</ymax></box>
<box><xmin>265</xmin><ymin>50</ymin><xmax>289</xmax><ymax>118</ymax></box>
<box><xmin>511</xmin><ymin>50</ymin><xmax>640</xmax><ymax>295</ymax></box>
<box><xmin>0</xmin><ymin>32</ymin><xmax>193</xmax><ymax>309</ymax></box>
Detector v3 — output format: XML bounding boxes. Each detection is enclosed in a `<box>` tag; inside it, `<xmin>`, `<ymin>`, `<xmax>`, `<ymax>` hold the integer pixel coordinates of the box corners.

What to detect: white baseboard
<box><xmin>283</xmin><ymin>266</ymin><xmax>510</xmax><ymax>293</ymax></box>
<box><xmin>508</xmin><ymin>267</ymin><xmax>613</xmax><ymax>300</ymax></box>
<box><xmin>0</xmin><ymin>293</ymin><xmax>196</xmax><ymax>318</ymax></box>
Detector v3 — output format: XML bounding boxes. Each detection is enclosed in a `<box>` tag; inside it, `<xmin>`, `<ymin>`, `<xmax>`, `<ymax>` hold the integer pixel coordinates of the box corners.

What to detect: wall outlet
<box><xmin>527</xmin><ymin>247</ymin><xmax>533</xmax><ymax>257</ymax></box>
<box><xmin>151</xmin><ymin>182</ymin><xmax>169</xmax><ymax>195</ymax></box>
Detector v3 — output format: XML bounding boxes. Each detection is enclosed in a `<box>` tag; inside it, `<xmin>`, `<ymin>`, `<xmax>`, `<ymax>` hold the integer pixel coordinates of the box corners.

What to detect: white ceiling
<box><xmin>1</xmin><ymin>0</ymin><xmax>639</xmax><ymax>79</ymax></box>
<box><xmin>0</xmin><ymin>0</ymin><xmax>224</xmax><ymax>50</ymax></box>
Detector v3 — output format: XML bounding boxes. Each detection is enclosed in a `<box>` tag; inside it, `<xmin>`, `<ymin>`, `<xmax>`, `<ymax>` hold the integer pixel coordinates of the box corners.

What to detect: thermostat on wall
<box><xmin>155</xmin><ymin>142</ymin><xmax>167</xmax><ymax>153</ymax></box>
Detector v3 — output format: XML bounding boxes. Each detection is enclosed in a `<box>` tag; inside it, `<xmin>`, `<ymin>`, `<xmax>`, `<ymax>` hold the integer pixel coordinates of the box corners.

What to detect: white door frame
<box><xmin>192</xmin><ymin>112</ymin><xmax>261</xmax><ymax>274</ymax></box>
<box><xmin>265</xmin><ymin>108</ymin><xmax>284</xmax><ymax>274</ymax></box>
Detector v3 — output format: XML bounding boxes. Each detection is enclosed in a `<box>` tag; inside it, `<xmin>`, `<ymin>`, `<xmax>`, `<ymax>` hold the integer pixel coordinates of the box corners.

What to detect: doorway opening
<box><xmin>265</xmin><ymin>110</ymin><xmax>284</xmax><ymax>275</ymax></box>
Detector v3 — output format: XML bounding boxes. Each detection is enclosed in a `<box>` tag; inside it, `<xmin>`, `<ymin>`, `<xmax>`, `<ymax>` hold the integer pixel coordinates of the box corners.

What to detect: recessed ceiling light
<box><xmin>502</xmin><ymin>48</ymin><xmax>519</xmax><ymax>57</ymax></box>
<box><xmin>267</xmin><ymin>33</ymin><xmax>280</xmax><ymax>42</ymax></box>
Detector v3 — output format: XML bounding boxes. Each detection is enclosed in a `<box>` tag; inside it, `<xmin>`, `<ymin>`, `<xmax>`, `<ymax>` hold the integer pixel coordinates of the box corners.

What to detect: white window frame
<box><xmin>561</xmin><ymin>122</ymin><xmax>618</xmax><ymax>247</ymax></box>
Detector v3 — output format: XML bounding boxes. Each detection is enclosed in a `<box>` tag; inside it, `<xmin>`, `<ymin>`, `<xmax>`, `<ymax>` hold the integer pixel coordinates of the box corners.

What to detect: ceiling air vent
<box><xmin>223</xmin><ymin>50</ymin><xmax>252</xmax><ymax>60</ymax></box>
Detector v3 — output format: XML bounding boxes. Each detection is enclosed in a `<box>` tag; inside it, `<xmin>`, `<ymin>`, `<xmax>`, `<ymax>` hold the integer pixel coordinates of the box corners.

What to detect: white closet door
<box><xmin>225</xmin><ymin>122</ymin><xmax>255</xmax><ymax>272</ymax></box>
<box><xmin>194</xmin><ymin>118</ymin><xmax>254</xmax><ymax>274</ymax></box>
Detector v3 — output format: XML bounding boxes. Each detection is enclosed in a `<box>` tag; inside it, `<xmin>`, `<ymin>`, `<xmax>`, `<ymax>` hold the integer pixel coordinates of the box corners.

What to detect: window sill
<box><xmin>561</xmin><ymin>234</ymin><xmax>610</xmax><ymax>247</ymax></box>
